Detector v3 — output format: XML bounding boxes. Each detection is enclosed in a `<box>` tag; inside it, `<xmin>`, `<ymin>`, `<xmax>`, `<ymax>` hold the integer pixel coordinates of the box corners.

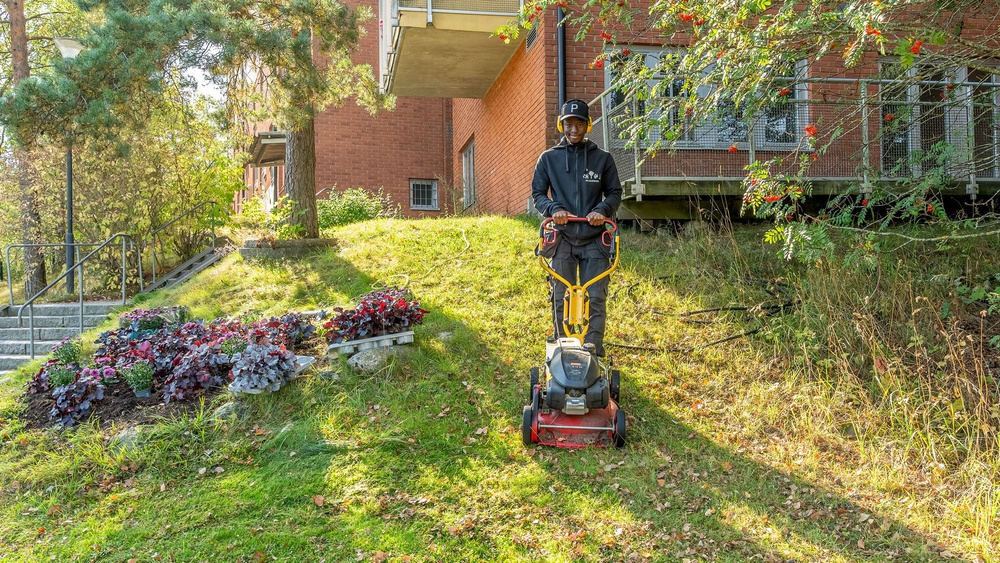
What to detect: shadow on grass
<box><xmin>0</xmin><ymin>234</ymin><xmax>965</xmax><ymax>562</ymax></box>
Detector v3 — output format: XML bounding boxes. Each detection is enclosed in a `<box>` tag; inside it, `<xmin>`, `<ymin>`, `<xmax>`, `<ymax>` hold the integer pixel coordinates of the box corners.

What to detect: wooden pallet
<box><xmin>327</xmin><ymin>331</ymin><xmax>415</xmax><ymax>356</ymax></box>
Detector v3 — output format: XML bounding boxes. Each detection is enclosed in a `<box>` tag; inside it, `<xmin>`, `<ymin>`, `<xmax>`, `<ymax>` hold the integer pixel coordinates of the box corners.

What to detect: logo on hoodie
<box><xmin>583</xmin><ymin>170</ymin><xmax>601</xmax><ymax>183</ymax></box>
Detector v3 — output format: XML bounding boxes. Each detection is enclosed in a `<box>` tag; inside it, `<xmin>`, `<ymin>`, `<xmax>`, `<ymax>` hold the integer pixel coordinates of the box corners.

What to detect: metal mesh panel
<box><xmin>589</xmin><ymin>78</ymin><xmax>1000</xmax><ymax>187</ymax></box>
<box><xmin>589</xmin><ymin>98</ymin><xmax>636</xmax><ymax>183</ymax></box>
<box><xmin>398</xmin><ymin>0</ymin><xmax>520</xmax><ymax>12</ymax></box>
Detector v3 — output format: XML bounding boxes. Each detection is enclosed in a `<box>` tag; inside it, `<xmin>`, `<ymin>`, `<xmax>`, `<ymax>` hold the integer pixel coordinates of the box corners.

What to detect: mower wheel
<box><xmin>529</xmin><ymin>367</ymin><xmax>540</xmax><ymax>402</ymax></box>
<box><xmin>613</xmin><ymin>409</ymin><xmax>626</xmax><ymax>448</ymax></box>
<box><xmin>610</xmin><ymin>370</ymin><xmax>621</xmax><ymax>403</ymax></box>
<box><xmin>522</xmin><ymin>405</ymin><xmax>536</xmax><ymax>446</ymax></box>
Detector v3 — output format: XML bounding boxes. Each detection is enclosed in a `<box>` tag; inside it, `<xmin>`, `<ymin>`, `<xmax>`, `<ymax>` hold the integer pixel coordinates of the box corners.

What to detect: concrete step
<box><xmin>2</xmin><ymin>302</ymin><xmax>119</xmax><ymax>317</ymax></box>
<box><xmin>0</xmin><ymin>315</ymin><xmax>109</xmax><ymax>329</ymax></box>
<box><xmin>0</xmin><ymin>355</ymin><xmax>34</xmax><ymax>371</ymax></box>
<box><xmin>0</xmin><ymin>326</ymin><xmax>95</xmax><ymax>341</ymax></box>
<box><xmin>0</xmin><ymin>340</ymin><xmax>60</xmax><ymax>355</ymax></box>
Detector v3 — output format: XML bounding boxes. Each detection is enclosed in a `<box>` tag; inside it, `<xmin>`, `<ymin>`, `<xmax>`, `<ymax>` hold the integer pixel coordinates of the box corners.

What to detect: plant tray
<box><xmin>327</xmin><ymin>331</ymin><xmax>415</xmax><ymax>356</ymax></box>
<box><xmin>293</xmin><ymin>355</ymin><xmax>315</xmax><ymax>377</ymax></box>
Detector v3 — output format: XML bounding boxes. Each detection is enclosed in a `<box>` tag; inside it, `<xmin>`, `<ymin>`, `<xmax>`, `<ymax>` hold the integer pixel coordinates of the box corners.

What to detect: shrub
<box><xmin>122</xmin><ymin>361</ymin><xmax>154</xmax><ymax>391</ymax></box>
<box><xmin>80</xmin><ymin>364</ymin><xmax>117</xmax><ymax>385</ymax></box>
<box><xmin>317</xmin><ymin>187</ymin><xmax>398</xmax><ymax>229</ymax></box>
<box><xmin>50</xmin><ymin>374</ymin><xmax>104</xmax><ymax>427</ymax></box>
<box><xmin>221</xmin><ymin>335</ymin><xmax>248</xmax><ymax>356</ymax></box>
<box><xmin>48</xmin><ymin>364</ymin><xmax>78</xmax><ymax>388</ymax></box>
<box><xmin>250</xmin><ymin>313</ymin><xmax>316</xmax><ymax>349</ymax></box>
<box><xmin>161</xmin><ymin>339</ymin><xmax>230</xmax><ymax>404</ymax></box>
<box><xmin>228</xmin><ymin>343</ymin><xmax>297</xmax><ymax>394</ymax></box>
<box><xmin>118</xmin><ymin>306</ymin><xmax>190</xmax><ymax>332</ymax></box>
<box><xmin>51</xmin><ymin>337</ymin><xmax>82</xmax><ymax>365</ymax></box>
<box><xmin>324</xmin><ymin>287</ymin><xmax>426</xmax><ymax>344</ymax></box>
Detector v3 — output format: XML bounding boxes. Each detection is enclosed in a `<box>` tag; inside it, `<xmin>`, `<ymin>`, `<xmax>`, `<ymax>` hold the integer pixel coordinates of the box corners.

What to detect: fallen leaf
<box><xmin>214</xmin><ymin>466</ymin><xmax>224</xmax><ymax>474</ymax></box>
<box><xmin>198</xmin><ymin>467</ymin><xmax>207</xmax><ymax>475</ymax></box>
<box><xmin>313</xmin><ymin>495</ymin><xmax>325</xmax><ymax>507</ymax></box>
<box><xmin>474</xmin><ymin>427</ymin><xmax>488</xmax><ymax>436</ymax></box>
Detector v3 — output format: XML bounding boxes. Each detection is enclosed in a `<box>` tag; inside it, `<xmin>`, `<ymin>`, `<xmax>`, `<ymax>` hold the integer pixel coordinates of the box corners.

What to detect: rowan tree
<box><xmin>501</xmin><ymin>0</ymin><xmax>1000</xmax><ymax>260</ymax></box>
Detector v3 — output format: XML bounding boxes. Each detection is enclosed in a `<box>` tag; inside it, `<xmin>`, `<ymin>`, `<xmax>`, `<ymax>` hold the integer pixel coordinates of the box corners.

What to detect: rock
<box><xmin>316</xmin><ymin>370</ymin><xmax>341</xmax><ymax>381</ymax></box>
<box><xmin>211</xmin><ymin>401</ymin><xmax>249</xmax><ymax>422</ymax></box>
<box><xmin>109</xmin><ymin>426</ymin><xmax>143</xmax><ymax>456</ymax></box>
<box><xmin>347</xmin><ymin>346</ymin><xmax>411</xmax><ymax>373</ymax></box>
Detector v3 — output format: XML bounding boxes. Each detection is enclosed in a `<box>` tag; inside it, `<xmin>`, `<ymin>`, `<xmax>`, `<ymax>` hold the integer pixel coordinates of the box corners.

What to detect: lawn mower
<box><xmin>522</xmin><ymin>217</ymin><xmax>625</xmax><ymax>449</ymax></box>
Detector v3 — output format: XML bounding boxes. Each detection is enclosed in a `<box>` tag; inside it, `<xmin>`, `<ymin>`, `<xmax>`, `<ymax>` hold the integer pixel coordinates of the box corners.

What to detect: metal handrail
<box><xmin>148</xmin><ymin>200</ymin><xmax>217</xmax><ymax>286</ymax></box>
<box><xmin>17</xmin><ymin>233</ymin><xmax>134</xmax><ymax>359</ymax></box>
<box><xmin>5</xmin><ymin>242</ymin><xmax>95</xmax><ymax>308</ymax></box>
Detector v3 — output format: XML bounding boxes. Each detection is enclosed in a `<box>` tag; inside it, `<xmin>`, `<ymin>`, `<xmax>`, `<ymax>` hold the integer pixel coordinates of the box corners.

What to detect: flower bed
<box><xmin>324</xmin><ymin>287</ymin><xmax>426</xmax><ymax>344</ymax></box>
<box><xmin>21</xmin><ymin>308</ymin><xmax>322</xmax><ymax>429</ymax></box>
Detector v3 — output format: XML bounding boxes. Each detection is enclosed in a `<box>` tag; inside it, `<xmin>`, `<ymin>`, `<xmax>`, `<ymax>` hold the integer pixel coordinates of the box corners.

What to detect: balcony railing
<box><xmin>590</xmin><ymin>76</ymin><xmax>1000</xmax><ymax>199</ymax></box>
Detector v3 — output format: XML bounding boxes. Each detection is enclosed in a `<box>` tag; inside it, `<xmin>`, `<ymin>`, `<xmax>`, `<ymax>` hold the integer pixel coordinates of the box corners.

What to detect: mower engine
<box><xmin>544</xmin><ymin>338</ymin><xmax>609</xmax><ymax>415</ymax></box>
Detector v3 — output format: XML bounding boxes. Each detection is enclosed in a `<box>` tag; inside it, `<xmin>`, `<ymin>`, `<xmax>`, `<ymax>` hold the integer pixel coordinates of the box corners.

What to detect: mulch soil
<box><xmin>17</xmin><ymin>335</ymin><xmax>333</xmax><ymax>431</ymax></box>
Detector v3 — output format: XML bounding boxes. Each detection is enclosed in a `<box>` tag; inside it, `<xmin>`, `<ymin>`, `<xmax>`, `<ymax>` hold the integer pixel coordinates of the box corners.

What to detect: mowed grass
<box><xmin>0</xmin><ymin>215</ymin><xmax>995</xmax><ymax>562</ymax></box>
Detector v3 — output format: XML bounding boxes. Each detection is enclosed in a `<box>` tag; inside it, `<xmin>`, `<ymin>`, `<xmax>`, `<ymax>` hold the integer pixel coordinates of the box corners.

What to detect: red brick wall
<box><xmin>314</xmin><ymin>0</ymin><xmax>452</xmax><ymax>217</ymax></box>
<box><xmin>451</xmin><ymin>21</ymin><xmax>550</xmax><ymax>216</ymax></box>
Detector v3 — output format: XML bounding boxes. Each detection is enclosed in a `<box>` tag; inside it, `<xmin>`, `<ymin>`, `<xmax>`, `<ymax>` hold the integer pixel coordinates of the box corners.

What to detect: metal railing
<box><xmin>148</xmin><ymin>201</ymin><xmax>218</xmax><ymax>286</ymax></box>
<box><xmin>380</xmin><ymin>0</ymin><xmax>524</xmax><ymax>92</ymax></box>
<box><xmin>6</xmin><ymin>242</ymin><xmax>92</xmax><ymax>308</ymax></box>
<box><xmin>589</xmin><ymin>76</ymin><xmax>1000</xmax><ymax>198</ymax></box>
<box><xmin>17</xmin><ymin>233</ymin><xmax>135</xmax><ymax>358</ymax></box>
<box><xmin>397</xmin><ymin>0</ymin><xmax>522</xmax><ymax>14</ymax></box>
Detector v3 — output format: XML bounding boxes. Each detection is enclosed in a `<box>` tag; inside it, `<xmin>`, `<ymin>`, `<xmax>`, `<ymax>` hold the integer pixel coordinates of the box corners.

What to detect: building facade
<box><xmin>243</xmin><ymin>1</ymin><xmax>1000</xmax><ymax>222</ymax></box>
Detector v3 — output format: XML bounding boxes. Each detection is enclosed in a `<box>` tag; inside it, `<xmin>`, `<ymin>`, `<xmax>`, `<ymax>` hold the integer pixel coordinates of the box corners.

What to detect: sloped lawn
<box><xmin>0</xmin><ymin>216</ymin><xmax>992</xmax><ymax>562</ymax></box>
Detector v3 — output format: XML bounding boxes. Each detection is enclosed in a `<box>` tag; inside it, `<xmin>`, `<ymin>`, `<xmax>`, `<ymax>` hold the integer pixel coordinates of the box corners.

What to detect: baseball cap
<box><xmin>559</xmin><ymin>99</ymin><xmax>590</xmax><ymax>123</ymax></box>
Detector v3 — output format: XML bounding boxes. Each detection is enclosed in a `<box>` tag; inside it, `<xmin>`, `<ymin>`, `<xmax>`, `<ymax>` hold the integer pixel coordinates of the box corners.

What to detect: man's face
<box><xmin>562</xmin><ymin>116</ymin><xmax>588</xmax><ymax>144</ymax></box>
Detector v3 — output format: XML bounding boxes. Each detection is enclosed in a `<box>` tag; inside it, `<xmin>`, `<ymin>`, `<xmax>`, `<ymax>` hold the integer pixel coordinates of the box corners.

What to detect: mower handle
<box><xmin>541</xmin><ymin>216</ymin><xmax>618</xmax><ymax>232</ymax></box>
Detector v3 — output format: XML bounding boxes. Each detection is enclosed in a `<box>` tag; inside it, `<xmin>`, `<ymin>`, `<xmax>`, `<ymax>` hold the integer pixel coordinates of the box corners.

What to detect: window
<box><xmin>462</xmin><ymin>141</ymin><xmax>476</xmax><ymax>208</ymax></box>
<box><xmin>604</xmin><ymin>48</ymin><xmax>808</xmax><ymax>150</ymax></box>
<box><xmin>410</xmin><ymin>179</ymin><xmax>439</xmax><ymax>211</ymax></box>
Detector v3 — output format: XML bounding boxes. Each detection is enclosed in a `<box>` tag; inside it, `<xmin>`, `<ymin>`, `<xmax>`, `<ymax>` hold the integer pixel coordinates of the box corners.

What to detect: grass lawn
<box><xmin>0</xmin><ymin>215</ymin><xmax>994</xmax><ymax>562</ymax></box>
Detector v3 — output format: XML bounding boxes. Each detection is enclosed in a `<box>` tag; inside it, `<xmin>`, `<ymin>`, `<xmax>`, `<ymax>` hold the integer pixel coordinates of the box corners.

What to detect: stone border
<box><xmin>238</xmin><ymin>238</ymin><xmax>337</xmax><ymax>260</ymax></box>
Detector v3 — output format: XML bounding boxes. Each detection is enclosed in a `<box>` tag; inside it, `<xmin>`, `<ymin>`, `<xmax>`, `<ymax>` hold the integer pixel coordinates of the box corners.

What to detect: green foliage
<box><xmin>122</xmin><ymin>361</ymin><xmax>154</xmax><ymax>392</ymax></box>
<box><xmin>316</xmin><ymin>187</ymin><xmax>398</xmax><ymax>229</ymax></box>
<box><xmin>51</xmin><ymin>338</ymin><xmax>82</xmax><ymax>365</ymax></box>
<box><xmin>234</xmin><ymin>196</ymin><xmax>308</xmax><ymax>240</ymax></box>
<box><xmin>502</xmin><ymin>1</ymin><xmax>1000</xmax><ymax>262</ymax></box>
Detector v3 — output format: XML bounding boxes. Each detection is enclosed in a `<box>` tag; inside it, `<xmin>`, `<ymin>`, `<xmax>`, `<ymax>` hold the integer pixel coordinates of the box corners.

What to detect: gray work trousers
<box><xmin>550</xmin><ymin>237</ymin><xmax>610</xmax><ymax>355</ymax></box>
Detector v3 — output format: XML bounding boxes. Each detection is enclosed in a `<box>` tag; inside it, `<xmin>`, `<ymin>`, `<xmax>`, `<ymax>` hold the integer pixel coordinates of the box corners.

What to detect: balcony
<box><xmin>379</xmin><ymin>0</ymin><xmax>524</xmax><ymax>98</ymax></box>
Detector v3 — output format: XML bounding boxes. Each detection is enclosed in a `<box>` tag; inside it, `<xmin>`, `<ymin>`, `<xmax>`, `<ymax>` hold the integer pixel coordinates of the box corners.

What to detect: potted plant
<box><xmin>122</xmin><ymin>361</ymin><xmax>154</xmax><ymax>398</ymax></box>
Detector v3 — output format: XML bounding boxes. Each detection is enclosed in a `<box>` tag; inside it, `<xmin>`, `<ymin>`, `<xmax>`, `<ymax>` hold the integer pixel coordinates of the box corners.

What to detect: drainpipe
<box><xmin>557</xmin><ymin>7</ymin><xmax>566</xmax><ymax>109</ymax></box>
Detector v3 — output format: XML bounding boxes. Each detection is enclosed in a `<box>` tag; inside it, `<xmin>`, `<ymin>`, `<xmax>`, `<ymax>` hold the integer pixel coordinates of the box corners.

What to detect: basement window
<box><xmin>410</xmin><ymin>179</ymin><xmax>439</xmax><ymax>211</ymax></box>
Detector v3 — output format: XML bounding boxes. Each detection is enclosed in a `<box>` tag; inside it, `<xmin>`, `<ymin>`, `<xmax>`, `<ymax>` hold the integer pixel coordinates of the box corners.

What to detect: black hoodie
<box><xmin>531</xmin><ymin>138</ymin><xmax>623</xmax><ymax>245</ymax></box>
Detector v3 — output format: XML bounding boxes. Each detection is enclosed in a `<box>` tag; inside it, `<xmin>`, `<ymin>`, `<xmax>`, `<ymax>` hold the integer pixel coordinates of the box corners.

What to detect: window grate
<box><xmin>410</xmin><ymin>179</ymin><xmax>439</xmax><ymax>210</ymax></box>
<box><xmin>526</xmin><ymin>26</ymin><xmax>538</xmax><ymax>51</ymax></box>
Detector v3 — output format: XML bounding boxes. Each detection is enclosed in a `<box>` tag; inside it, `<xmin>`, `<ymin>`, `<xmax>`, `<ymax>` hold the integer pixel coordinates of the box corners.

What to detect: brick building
<box><xmin>245</xmin><ymin>1</ymin><xmax>1000</xmax><ymax>222</ymax></box>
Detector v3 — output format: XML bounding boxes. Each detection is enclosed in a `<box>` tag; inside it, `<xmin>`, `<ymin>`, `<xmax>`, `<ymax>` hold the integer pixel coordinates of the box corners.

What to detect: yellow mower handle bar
<box><xmin>537</xmin><ymin>217</ymin><xmax>620</xmax><ymax>343</ymax></box>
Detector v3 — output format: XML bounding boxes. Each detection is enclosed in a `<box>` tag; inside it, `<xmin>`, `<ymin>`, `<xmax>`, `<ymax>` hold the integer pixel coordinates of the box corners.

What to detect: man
<box><xmin>532</xmin><ymin>98</ymin><xmax>622</xmax><ymax>356</ymax></box>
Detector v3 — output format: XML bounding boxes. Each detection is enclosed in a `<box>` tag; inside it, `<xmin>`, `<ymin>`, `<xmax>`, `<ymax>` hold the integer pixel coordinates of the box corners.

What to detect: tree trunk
<box><xmin>283</xmin><ymin>117</ymin><xmax>319</xmax><ymax>239</ymax></box>
<box><xmin>6</xmin><ymin>0</ymin><xmax>48</xmax><ymax>296</ymax></box>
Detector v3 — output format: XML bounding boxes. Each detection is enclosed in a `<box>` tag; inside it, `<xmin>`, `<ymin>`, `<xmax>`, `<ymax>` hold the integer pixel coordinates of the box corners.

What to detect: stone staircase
<box><xmin>0</xmin><ymin>302</ymin><xmax>119</xmax><ymax>376</ymax></box>
<box><xmin>0</xmin><ymin>242</ymin><xmax>226</xmax><ymax>377</ymax></box>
